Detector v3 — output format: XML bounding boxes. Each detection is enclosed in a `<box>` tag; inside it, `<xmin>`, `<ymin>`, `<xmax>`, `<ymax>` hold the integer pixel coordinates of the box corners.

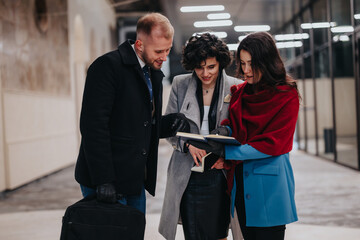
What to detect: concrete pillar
<box><xmin>72</xmin><ymin>14</ymin><xmax>87</xmax><ymax>142</ymax></box>
<box><xmin>0</xmin><ymin>68</ymin><xmax>8</xmax><ymax>192</ymax></box>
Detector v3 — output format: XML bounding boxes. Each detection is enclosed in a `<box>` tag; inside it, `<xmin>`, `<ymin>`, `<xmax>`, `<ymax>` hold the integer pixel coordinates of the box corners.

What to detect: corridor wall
<box><xmin>0</xmin><ymin>0</ymin><xmax>115</xmax><ymax>191</ymax></box>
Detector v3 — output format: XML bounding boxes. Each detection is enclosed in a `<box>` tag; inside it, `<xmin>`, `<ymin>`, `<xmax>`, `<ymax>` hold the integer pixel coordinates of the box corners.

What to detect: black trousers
<box><xmin>235</xmin><ymin>163</ymin><xmax>286</xmax><ymax>240</ymax></box>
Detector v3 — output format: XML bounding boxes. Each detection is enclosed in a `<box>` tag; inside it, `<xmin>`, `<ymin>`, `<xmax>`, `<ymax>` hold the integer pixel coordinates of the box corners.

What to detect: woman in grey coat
<box><xmin>159</xmin><ymin>33</ymin><xmax>242</xmax><ymax>240</ymax></box>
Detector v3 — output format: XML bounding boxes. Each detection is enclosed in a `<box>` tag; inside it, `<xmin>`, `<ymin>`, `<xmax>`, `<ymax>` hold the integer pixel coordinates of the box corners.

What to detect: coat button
<box><xmin>246</xmin><ymin>194</ymin><xmax>251</xmax><ymax>200</ymax></box>
<box><xmin>244</xmin><ymin>171</ymin><xmax>249</xmax><ymax>177</ymax></box>
<box><xmin>144</xmin><ymin>121</ymin><xmax>149</xmax><ymax>127</ymax></box>
<box><xmin>141</xmin><ymin>149</ymin><xmax>147</xmax><ymax>156</ymax></box>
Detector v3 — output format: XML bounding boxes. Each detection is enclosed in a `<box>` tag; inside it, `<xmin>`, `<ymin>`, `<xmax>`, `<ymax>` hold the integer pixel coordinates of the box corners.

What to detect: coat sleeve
<box><xmin>79</xmin><ymin>56</ymin><xmax>116</xmax><ymax>186</ymax></box>
<box><xmin>164</xmin><ymin>77</ymin><xmax>187</xmax><ymax>152</ymax></box>
<box><xmin>225</xmin><ymin>144</ymin><xmax>271</xmax><ymax>160</ymax></box>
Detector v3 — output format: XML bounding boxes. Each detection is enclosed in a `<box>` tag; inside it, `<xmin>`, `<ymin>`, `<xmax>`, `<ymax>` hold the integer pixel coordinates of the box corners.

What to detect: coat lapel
<box><xmin>179</xmin><ymin>75</ymin><xmax>201</xmax><ymax>132</ymax></box>
<box><xmin>118</xmin><ymin>40</ymin><xmax>146</xmax><ymax>84</ymax></box>
<box><xmin>216</xmin><ymin>69</ymin><xmax>230</xmax><ymax>126</ymax></box>
<box><xmin>118</xmin><ymin>40</ymin><xmax>164</xmax><ymax>88</ymax></box>
<box><xmin>118</xmin><ymin>40</ymin><xmax>164</xmax><ymax>107</ymax></box>
<box><xmin>179</xmin><ymin>70</ymin><xmax>232</xmax><ymax>133</ymax></box>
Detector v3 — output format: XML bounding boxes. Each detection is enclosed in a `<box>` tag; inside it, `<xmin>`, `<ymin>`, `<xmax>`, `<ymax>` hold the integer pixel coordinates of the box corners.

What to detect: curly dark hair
<box><xmin>182</xmin><ymin>33</ymin><xmax>231</xmax><ymax>71</ymax></box>
<box><xmin>236</xmin><ymin>32</ymin><xmax>299</xmax><ymax>95</ymax></box>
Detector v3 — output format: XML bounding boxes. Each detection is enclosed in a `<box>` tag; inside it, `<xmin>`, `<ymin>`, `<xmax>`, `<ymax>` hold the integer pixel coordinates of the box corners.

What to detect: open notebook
<box><xmin>176</xmin><ymin>132</ymin><xmax>240</xmax><ymax>145</ymax></box>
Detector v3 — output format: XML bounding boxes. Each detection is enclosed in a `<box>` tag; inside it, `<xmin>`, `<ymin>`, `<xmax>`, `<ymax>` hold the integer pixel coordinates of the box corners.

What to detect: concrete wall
<box><xmin>68</xmin><ymin>0</ymin><xmax>116</xmax><ymax>125</ymax></box>
<box><xmin>0</xmin><ymin>69</ymin><xmax>6</xmax><ymax>191</ymax></box>
<box><xmin>315</xmin><ymin>78</ymin><xmax>333</xmax><ymax>137</ymax></box>
<box><xmin>0</xmin><ymin>0</ymin><xmax>115</xmax><ymax>191</ymax></box>
<box><xmin>0</xmin><ymin>0</ymin><xmax>75</xmax><ymax>190</ymax></box>
<box><xmin>334</xmin><ymin>78</ymin><xmax>357</xmax><ymax>137</ymax></box>
<box><xmin>3</xmin><ymin>92</ymin><xmax>78</xmax><ymax>188</ymax></box>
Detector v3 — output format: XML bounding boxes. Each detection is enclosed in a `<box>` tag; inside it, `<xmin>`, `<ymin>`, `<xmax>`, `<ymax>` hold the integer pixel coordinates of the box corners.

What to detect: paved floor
<box><xmin>1</xmin><ymin>140</ymin><xmax>360</xmax><ymax>239</ymax></box>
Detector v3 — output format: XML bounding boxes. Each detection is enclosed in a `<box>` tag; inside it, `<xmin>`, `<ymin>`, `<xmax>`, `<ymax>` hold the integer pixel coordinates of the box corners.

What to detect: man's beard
<box><xmin>142</xmin><ymin>52</ymin><xmax>162</xmax><ymax>70</ymax></box>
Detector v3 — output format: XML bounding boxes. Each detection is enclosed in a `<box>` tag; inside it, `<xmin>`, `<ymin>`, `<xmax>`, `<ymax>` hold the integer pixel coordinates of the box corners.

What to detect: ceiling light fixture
<box><xmin>227</xmin><ymin>44</ymin><xmax>238</xmax><ymax>51</ymax></box>
<box><xmin>333</xmin><ymin>35</ymin><xmax>350</xmax><ymax>42</ymax></box>
<box><xmin>193</xmin><ymin>31</ymin><xmax>228</xmax><ymax>38</ymax></box>
<box><xmin>301</xmin><ymin>22</ymin><xmax>336</xmax><ymax>29</ymax></box>
<box><xmin>354</xmin><ymin>14</ymin><xmax>360</xmax><ymax>19</ymax></box>
<box><xmin>194</xmin><ymin>20</ymin><xmax>233</xmax><ymax>28</ymax></box>
<box><xmin>276</xmin><ymin>41</ymin><xmax>303</xmax><ymax>49</ymax></box>
<box><xmin>330</xmin><ymin>26</ymin><xmax>354</xmax><ymax>33</ymax></box>
<box><xmin>300</xmin><ymin>23</ymin><xmax>312</xmax><ymax>29</ymax></box>
<box><xmin>275</xmin><ymin>33</ymin><xmax>309</xmax><ymax>41</ymax></box>
<box><xmin>234</xmin><ymin>25</ymin><xmax>270</xmax><ymax>32</ymax></box>
<box><xmin>238</xmin><ymin>36</ymin><xmax>247</xmax><ymax>41</ymax></box>
<box><xmin>207</xmin><ymin>13</ymin><xmax>231</xmax><ymax>20</ymax></box>
<box><xmin>312</xmin><ymin>22</ymin><xmax>334</xmax><ymax>28</ymax></box>
<box><xmin>180</xmin><ymin>5</ymin><xmax>224</xmax><ymax>12</ymax></box>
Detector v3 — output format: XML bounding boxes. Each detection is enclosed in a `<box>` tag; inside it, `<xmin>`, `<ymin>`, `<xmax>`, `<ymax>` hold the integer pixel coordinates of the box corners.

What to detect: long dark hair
<box><xmin>236</xmin><ymin>32</ymin><xmax>299</xmax><ymax>96</ymax></box>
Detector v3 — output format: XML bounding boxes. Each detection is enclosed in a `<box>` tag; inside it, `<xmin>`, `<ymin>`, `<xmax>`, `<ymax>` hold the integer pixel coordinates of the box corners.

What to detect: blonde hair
<box><xmin>136</xmin><ymin>13</ymin><xmax>174</xmax><ymax>39</ymax></box>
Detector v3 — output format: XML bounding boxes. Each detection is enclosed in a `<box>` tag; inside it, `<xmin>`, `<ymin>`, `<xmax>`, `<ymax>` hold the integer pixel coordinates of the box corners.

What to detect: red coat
<box><xmin>224</xmin><ymin>82</ymin><xmax>299</xmax><ymax>155</ymax></box>
<box><xmin>223</xmin><ymin>82</ymin><xmax>300</xmax><ymax>194</ymax></box>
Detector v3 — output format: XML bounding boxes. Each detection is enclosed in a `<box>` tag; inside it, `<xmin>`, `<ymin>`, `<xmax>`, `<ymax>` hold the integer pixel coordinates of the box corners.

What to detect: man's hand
<box><xmin>160</xmin><ymin>113</ymin><xmax>190</xmax><ymax>138</ymax></box>
<box><xmin>187</xmin><ymin>139</ymin><xmax>225</xmax><ymax>157</ymax></box>
<box><xmin>96</xmin><ymin>183</ymin><xmax>117</xmax><ymax>203</ymax></box>
<box><xmin>210</xmin><ymin>126</ymin><xmax>230</xmax><ymax>136</ymax></box>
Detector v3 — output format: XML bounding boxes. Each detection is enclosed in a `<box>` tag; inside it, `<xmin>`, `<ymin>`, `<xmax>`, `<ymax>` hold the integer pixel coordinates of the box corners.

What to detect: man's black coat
<box><xmin>75</xmin><ymin>40</ymin><xmax>164</xmax><ymax>196</ymax></box>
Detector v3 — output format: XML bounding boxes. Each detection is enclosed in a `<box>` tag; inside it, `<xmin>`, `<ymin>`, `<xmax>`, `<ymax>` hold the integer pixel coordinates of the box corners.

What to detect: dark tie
<box><xmin>142</xmin><ymin>66</ymin><xmax>153</xmax><ymax>101</ymax></box>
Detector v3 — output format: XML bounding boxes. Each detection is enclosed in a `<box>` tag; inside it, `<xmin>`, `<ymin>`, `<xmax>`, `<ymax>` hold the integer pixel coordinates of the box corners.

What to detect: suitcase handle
<box><xmin>82</xmin><ymin>193</ymin><xmax>125</xmax><ymax>203</ymax></box>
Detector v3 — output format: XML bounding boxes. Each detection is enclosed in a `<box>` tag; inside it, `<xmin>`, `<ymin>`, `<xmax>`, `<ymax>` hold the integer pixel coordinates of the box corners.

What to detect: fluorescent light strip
<box><xmin>301</xmin><ymin>22</ymin><xmax>336</xmax><ymax>29</ymax></box>
<box><xmin>275</xmin><ymin>33</ymin><xmax>309</xmax><ymax>41</ymax></box>
<box><xmin>313</xmin><ymin>22</ymin><xmax>332</xmax><ymax>28</ymax></box>
<box><xmin>207</xmin><ymin>13</ymin><xmax>231</xmax><ymax>20</ymax></box>
<box><xmin>234</xmin><ymin>25</ymin><xmax>270</xmax><ymax>32</ymax></box>
<box><xmin>238</xmin><ymin>36</ymin><xmax>247</xmax><ymax>41</ymax></box>
<box><xmin>330</xmin><ymin>26</ymin><xmax>354</xmax><ymax>33</ymax></box>
<box><xmin>194</xmin><ymin>20</ymin><xmax>233</xmax><ymax>28</ymax></box>
<box><xmin>227</xmin><ymin>44</ymin><xmax>238</xmax><ymax>51</ymax></box>
<box><xmin>333</xmin><ymin>35</ymin><xmax>350</xmax><ymax>42</ymax></box>
<box><xmin>193</xmin><ymin>31</ymin><xmax>228</xmax><ymax>38</ymax></box>
<box><xmin>276</xmin><ymin>41</ymin><xmax>303</xmax><ymax>49</ymax></box>
<box><xmin>340</xmin><ymin>35</ymin><xmax>350</xmax><ymax>41</ymax></box>
<box><xmin>301</xmin><ymin>23</ymin><xmax>312</xmax><ymax>29</ymax></box>
<box><xmin>180</xmin><ymin>5</ymin><xmax>224</xmax><ymax>12</ymax></box>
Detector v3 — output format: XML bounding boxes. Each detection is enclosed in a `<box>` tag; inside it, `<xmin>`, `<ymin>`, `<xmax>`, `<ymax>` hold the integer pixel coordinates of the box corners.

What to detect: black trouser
<box><xmin>234</xmin><ymin>163</ymin><xmax>286</xmax><ymax>240</ymax></box>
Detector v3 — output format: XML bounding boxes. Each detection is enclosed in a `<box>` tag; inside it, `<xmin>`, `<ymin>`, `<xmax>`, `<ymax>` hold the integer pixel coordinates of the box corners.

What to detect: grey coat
<box><xmin>158</xmin><ymin>71</ymin><xmax>243</xmax><ymax>240</ymax></box>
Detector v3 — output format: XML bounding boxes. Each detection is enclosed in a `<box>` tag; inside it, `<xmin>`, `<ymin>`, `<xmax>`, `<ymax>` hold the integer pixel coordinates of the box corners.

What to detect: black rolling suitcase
<box><xmin>60</xmin><ymin>195</ymin><xmax>145</xmax><ymax>240</ymax></box>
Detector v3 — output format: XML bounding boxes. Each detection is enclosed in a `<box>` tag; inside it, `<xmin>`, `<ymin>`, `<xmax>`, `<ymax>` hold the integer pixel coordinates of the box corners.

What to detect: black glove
<box><xmin>96</xmin><ymin>183</ymin><xmax>117</xmax><ymax>203</ymax></box>
<box><xmin>210</xmin><ymin>126</ymin><xmax>230</xmax><ymax>136</ymax></box>
<box><xmin>160</xmin><ymin>113</ymin><xmax>190</xmax><ymax>138</ymax></box>
<box><xmin>188</xmin><ymin>139</ymin><xmax>225</xmax><ymax>157</ymax></box>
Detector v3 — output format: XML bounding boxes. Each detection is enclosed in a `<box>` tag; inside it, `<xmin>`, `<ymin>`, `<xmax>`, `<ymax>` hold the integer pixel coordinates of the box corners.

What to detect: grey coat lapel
<box><xmin>179</xmin><ymin>75</ymin><xmax>201</xmax><ymax>132</ymax></box>
<box><xmin>179</xmin><ymin>70</ymin><xmax>234</xmax><ymax>133</ymax></box>
<box><xmin>216</xmin><ymin>69</ymin><xmax>228</xmax><ymax>126</ymax></box>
